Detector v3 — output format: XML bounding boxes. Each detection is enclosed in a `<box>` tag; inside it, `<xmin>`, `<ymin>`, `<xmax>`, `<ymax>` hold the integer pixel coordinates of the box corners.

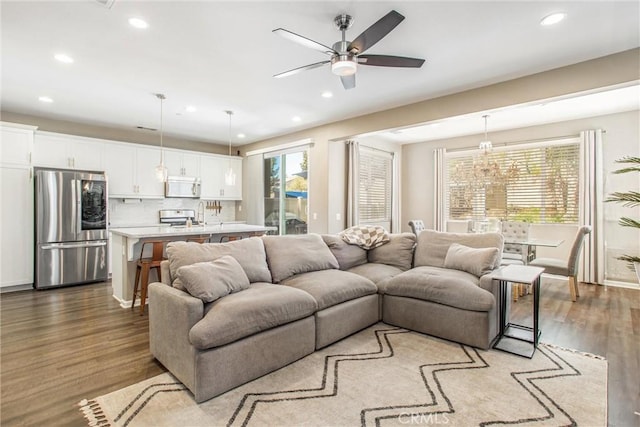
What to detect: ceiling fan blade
<box><xmin>273</xmin><ymin>60</ymin><xmax>330</xmax><ymax>78</ymax></box>
<box><xmin>340</xmin><ymin>74</ymin><xmax>356</xmax><ymax>90</ymax></box>
<box><xmin>357</xmin><ymin>55</ymin><xmax>425</xmax><ymax>68</ymax></box>
<box><xmin>347</xmin><ymin>10</ymin><xmax>405</xmax><ymax>54</ymax></box>
<box><xmin>273</xmin><ymin>28</ymin><xmax>336</xmax><ymax>55</ymax></box>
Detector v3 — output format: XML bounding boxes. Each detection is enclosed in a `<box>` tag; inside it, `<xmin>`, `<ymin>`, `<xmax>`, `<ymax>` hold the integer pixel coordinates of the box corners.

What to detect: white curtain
<box><xmin>433</xmin><ymin>147</ymin><xmax>446</xmax><ymax>231</ymax></box>
<box><xmin>245</xmin><ymin>154</ymin><xmax>264</xmax><ymax>226</ymax></box>
<box><xmin>346</xmin><ymin>140</ymin><xmax>359</xmax><ymax>228</ymax></box>
<box><xmin>579</xmin><ymin>129</ymin><xmax>605</xmax><ymax>284</ymax></box>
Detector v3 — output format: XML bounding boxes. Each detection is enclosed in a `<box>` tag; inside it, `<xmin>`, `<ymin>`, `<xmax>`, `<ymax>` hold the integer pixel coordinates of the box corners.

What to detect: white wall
<box><xmin>402</xmin><ymin>110</ymin><xmax>640</xmax><ymax>284</ymax></box>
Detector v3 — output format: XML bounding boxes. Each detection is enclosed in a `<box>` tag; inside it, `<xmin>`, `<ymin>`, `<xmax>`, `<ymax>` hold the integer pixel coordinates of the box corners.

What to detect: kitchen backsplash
<box><xmin>109</xmin><ymin>198</ymin><xmax>238</xmax><ymax>227</ymax></box>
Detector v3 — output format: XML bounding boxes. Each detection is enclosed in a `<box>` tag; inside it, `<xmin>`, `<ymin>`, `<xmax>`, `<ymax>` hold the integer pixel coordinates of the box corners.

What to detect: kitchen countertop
<box><xmin>109</xmin><ymin>223</ymin><xmax>273</xmax><ymax>239</ymax></box>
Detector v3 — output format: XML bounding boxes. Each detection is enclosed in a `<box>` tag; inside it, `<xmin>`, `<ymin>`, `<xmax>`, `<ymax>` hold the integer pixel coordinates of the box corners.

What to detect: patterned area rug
<box><xmin>79</xmin><ymin>324</ymin><xmax>607</xmax><ymax>426</ymax></box>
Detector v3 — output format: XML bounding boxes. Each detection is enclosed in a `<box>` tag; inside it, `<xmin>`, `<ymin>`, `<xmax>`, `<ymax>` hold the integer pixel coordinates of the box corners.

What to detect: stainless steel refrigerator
<box><xmin>34</xmin><ymin>168</ymin><xmax>109</xmax><ymax>289</ymax></box>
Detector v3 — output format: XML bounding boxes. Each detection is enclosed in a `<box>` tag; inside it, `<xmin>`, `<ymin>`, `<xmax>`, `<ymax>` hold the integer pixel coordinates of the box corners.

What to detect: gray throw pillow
<box><xmin>167</xmin><ymin>237</ymin><xmax>272</xmax><ymax>290</ymax></box>
<box><xmin>262</xmin><ymin>234</ymin><xmax>339</xmax><ymax>283</ymax></box>
<box><xmin>368</xmin><ymin>233</ymin><xmax>416</xmax><ymax>271</ymax></box>
<box><xmin>444</xmin><ymin>243</ymin><xmax>499</xmax><ymax>277</ymax></box>
<box><xmin>321</xmin><ymin>234</ymin><xmax>368</xmax><ymax>270</ymax></box>
<box><xmin>176</xmin><ymin>255</ymin><xmax>250</xmax><ymax>302</ymax></box>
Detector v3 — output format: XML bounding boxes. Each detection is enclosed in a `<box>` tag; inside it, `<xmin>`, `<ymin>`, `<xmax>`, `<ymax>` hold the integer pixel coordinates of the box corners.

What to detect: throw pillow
<box><xmin>443</xmin><ymin>243</ymin><xmax>499</xmax><ymax>277</ymax></box>
<box><xmin>262</xmin><ymin>234</ymin><xmax>339</xmax><ymax>283</ymax></box>
<box><xmin>321</xmin><ymin>234</ymin><xmax>368</xmax><ymax>270</ymax></box>
<box><xmin>367</xmin><ymin>232</ymin><xmax>416</xmax><ymax>270</ymax></box>
<box><xmin>176</xmin><ymin>255</ymin><xmax>250</xmax><ymax>303</ymax></box>
<box><xmin>339</xmin><ymin>225</ymin><xmax>390</xmax><ymax>249</ymax></box>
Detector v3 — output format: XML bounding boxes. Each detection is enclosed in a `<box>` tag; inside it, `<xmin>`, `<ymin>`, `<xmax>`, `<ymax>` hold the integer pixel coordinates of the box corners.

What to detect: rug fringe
<box><xmin>78</xmin><ymin>398</ymin><xmax>111</xmax><ymax>426</ymax></box>
<box><xmin>541</xmin><ymin>342</ymin><xmax>607</xmax><ymax>360</ymax></box>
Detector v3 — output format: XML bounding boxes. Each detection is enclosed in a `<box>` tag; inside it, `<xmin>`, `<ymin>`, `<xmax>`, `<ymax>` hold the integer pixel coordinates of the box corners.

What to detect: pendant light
<box><xmin>224</xmin><ymin>110</ymin><xmax>237</xmax><ymax>186</ymax></box>
<box><xmin>478</xmin><ymin>114</ymin><xmax>492</xmax><ymax>154</ymax></box>
<box><xmin>154</xmin><ymin>93</ymin><xmax>168</xmax><ymax>182</ymax></box>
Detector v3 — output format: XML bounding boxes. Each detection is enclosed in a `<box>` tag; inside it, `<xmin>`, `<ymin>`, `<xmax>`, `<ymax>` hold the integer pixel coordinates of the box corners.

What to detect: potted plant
<box><xmin>606</xmin><ymin>156</ymin><xmax>640</xmax><ymax>283</ymax></box>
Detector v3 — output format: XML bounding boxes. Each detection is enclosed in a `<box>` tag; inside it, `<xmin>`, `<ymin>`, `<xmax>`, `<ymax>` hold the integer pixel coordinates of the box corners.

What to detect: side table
<box><xmin>491</xmin><ymin>265</ymin><xmax>545</xmax><ymax>358</ymax></box>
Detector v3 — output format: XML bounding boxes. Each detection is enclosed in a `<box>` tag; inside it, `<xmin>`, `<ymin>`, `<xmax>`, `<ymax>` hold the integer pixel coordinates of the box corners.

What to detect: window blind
<box><xmin>358</xmin><ymin>146</ymin><xmax>393</xmax><ymax>223</ymax></box>
<box><xmin>446</xmin><ymin>139</ymin><xmax>580</xmax><ymax>224</ymax></box>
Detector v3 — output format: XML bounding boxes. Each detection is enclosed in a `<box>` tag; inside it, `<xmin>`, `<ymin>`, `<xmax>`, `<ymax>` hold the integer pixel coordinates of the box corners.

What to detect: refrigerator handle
<box><xmin>75</xmin><ymin>179</ymin><xmax>82</xmax><ymax>235</ymax></box>
<box><xmin>41</xmin><ymin>241</ymin><xmax>108</xmax><ymax>250</ymax></box>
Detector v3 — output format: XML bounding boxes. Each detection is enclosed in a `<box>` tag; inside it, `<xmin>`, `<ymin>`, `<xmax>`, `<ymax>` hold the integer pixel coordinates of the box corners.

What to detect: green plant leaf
<box><xmin>619</xmin><ymin>217</ymin><xmax>640</xmax><ymax>228</ymax></box>
<box><xmin>605</xmin><ymin>191</ymin><xmax>640</xmax><ymax>207</ymax></box>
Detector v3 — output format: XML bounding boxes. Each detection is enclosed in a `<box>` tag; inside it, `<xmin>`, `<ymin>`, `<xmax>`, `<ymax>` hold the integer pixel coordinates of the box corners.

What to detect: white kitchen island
<box><xmin>109</xmin><ymin>224</ymin><xmax>274</xmax><ymax>307</ymax></box>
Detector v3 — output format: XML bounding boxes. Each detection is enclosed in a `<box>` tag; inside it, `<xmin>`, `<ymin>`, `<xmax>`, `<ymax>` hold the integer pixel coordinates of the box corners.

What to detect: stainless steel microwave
<box><xmin>165</xmin><ymin>176</ymin><xmax>201</xmax><ymax>198</ymax></box>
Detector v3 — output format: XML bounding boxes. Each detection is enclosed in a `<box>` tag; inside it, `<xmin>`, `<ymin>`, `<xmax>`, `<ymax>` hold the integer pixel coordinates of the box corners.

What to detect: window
<box><xmin>264</xmin><ymin>149</ymin><xmax>308</xmax><ymax>235</ymax></box>
<box><xmin>358</xmin><ymin>146</ymin><xmax>393</xmax><ymax>228</ymax></box>
<box><xmin>446</xmin><ymin>138</ymin><xmax>580</xmax><ymax>224</ymax></box>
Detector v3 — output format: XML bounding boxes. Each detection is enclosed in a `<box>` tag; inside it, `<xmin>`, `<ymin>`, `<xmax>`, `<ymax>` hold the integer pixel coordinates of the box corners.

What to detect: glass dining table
<box><xmin>502</xmin><ymin>237</ymin><xmax>564</xmax><ymax>265</ymax></box>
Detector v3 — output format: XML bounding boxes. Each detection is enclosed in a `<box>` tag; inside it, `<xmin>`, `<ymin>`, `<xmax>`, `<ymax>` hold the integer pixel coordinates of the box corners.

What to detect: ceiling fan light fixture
<box><xmin>331</xmin><ymin>58</ymin><xmax>357</xmax><ymax>76</ymax></box>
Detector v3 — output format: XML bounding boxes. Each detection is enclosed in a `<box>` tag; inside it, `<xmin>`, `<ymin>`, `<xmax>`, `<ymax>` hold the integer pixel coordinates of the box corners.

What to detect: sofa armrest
<box><xmin>148</xmin><ymin>282</ymin><xmax>204</xmax><ymax>391</ymax></box>
<box><xmin>160</xmin><ymin>260</ymin><xmax>171</xmax><ymax>285</ymax></box>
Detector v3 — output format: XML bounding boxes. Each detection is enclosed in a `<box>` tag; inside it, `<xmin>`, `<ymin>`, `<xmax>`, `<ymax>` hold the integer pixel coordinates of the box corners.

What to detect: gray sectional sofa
<box><xmin>149</xmin><ymin>230</ymin><xmax>504</xmax><ymax>403</ymax></box>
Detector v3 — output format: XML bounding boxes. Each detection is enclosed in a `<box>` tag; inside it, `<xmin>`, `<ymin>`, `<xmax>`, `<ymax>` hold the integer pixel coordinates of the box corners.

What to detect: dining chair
<box><xmin>528</xmin><ymin>225</ymin><xmax>592</xmax><ymax>302</ymax></box>
<box><xmin>500</xmin><ymin>221</ymin><xmax>536</xmax><ymax>265</ymax></box>
<box><xmin>408</xmin><ymin>220</ymin><xmax>426</xmax><ymax>236</ymax></box>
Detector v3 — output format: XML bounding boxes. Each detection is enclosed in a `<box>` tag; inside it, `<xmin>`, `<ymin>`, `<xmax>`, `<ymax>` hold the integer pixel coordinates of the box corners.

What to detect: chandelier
<box><xmin>471</xmin><ymin>115</ymin><xmax>519</xmax><ymax>185</ymax></box>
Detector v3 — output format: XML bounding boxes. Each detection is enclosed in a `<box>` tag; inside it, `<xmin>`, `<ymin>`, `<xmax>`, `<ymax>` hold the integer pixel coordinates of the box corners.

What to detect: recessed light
<box><xmin>38</xmin><ymin>96</ymin><xmax>53</xmax><ymax>103</ymax></box>
<box><xmin>292</xmin><ymin>116</ymin><xmax>301</xmax><ymax>122</ymax></box>
<box><xmin>540</xmin><ymin>12</ymin><xmax>566</xmax><ymax>26</ymax></box>
<box><xmin>128</xmin><ymin>17</ymin><xmax>148</xmax><ymax>29</ymax></box>
<box><xmin>237</xmin><ymin>133</ymin><xmax>246</xmax><ymax>139</ymax></box>
<box><xmin>321</xmin><ymin>91</ymin><xmax>333</xmax><ymax>98</ymax></box>
<box><xmin>185</xmin><ymin>105</ymin><xmax>197</xmax><ymax>113</ymax></box>
<box><xmin>54</xmin><ymin>53</ymin><xmax>74</xmax><ymax>64</ymax></box>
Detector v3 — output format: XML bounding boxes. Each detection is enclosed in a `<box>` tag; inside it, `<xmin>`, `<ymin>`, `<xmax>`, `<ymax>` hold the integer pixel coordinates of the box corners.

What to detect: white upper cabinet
<box><xmin>104</xmin><ymin>143</ymin><xmax>164</xmax><ymax>198</ymax></box>
<box><xmin>1</xmin><ymin>122</ymin><xmax>35</xmax><ymax>168</ymax></box>
<box><xmin>164</xmin><ymin>149</ymin><xmax>200</xmax><ymax>177</ymax></box>
<box><xmin>33</xmin><ymin>132</ymin><xmax>105</xmax><ymax>171</ymax></box>
<box><xmin>200</xmin><ymin>154</ymin><xmax>242</xmax><ymax>200</ymax></box>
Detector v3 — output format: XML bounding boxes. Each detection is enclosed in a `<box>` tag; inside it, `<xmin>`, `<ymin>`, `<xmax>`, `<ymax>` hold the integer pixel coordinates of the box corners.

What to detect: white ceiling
<box><xmin>1</xmin><ymin>1</ymin><xmax>639</xmax><ymax>146</ymax></box>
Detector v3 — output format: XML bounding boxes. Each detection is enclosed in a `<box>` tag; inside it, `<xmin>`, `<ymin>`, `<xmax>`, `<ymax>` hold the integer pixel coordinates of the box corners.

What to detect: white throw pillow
<box><xmin>444</xmin><ymin>243</ymin><xmax>499</xmax><ymax>277</ymax></box>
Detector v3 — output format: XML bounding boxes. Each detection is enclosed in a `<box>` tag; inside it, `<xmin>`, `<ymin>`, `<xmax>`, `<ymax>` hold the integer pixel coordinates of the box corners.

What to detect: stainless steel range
<box><xmin>159</xmin><ymin>209</ymin><xmax>199</xmax><ymax>226</ymax></box>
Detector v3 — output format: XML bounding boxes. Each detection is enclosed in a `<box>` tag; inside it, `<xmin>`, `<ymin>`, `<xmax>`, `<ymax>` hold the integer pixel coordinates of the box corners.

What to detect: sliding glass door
<box><xmin>264</xmin><ymin>149</ymin><xmax>308</xmax><ymax>235</ymax></box>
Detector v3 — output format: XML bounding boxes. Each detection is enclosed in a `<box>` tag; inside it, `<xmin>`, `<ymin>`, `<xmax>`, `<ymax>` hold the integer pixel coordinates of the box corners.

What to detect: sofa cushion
<box><xmin>367</xmin><ymin>232</ymin><xmax>416</xmax><ymax>271</ymax></box>
<box><xmin>189</xmin><ymin>283</ymin><xmax>317</xmax><ymax>350</ymax></box>
<box><xmin>414</xmin><ymin>230</ymin><xmax>503</xmax><ymax>269</ymax></box>
<box><xmin>380</xmin><ymin>266</ymin><xmax>494</xmax><ymax>312</ymax></box>
<box><xmin>263</xmin><ymin>234</ymin><xmax>339</xmax><ymax>283</ymax></box>
<box><xmin>281</xmin><ymin>269</ymin><xmax>377</xmax><ymax>311</ymax></box>
<box><xmin>347</xmin><ymin>263</ymin><xmax>403</xmax><ymax>284</ymax></box>
<box><xmin>167</xmin><ymin>238</ymin><xmax>271</xmax><ymax>290</ymax></box>
<box><xmin>321</xmin><ymin>234</ymin><xmax>368</xmax><ymax>270</ymax></box>
<box><xmin>177</xmin><ymin>256</ymin><xmax>250</xmax><ymax>303</ymax></box>
<box><xmin>444</xmin><ymin>243</ymin><xmax>500</xmax><ymax>277</ymax></box>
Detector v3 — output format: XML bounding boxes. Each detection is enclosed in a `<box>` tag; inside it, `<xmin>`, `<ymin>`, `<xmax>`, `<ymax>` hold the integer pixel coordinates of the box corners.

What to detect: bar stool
<box><xmin>132</xmin><ymin>240</ymin><xmax>166</xmax><ymax>315</ymax></box>
<box><xmin>186</xmin><ymin>236</ymin><xmax>209</xmax><ymax>243</ymax></box>
<box><xmin>218</xmin><ymin>235</ymin><xmax>242</xmax><ymax>243</ymax></box>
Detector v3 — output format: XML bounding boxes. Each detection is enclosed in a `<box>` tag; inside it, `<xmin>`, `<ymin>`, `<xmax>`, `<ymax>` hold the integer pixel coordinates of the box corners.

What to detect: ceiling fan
<box><xmin>273</xmin><ymin>10</ymin><xmax>425</xmax><ymax>90</ymax></box>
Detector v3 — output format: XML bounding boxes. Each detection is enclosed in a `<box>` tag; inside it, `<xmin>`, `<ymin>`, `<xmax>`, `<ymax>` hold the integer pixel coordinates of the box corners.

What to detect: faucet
<box><xmin>197</xmin><ymin>201</ymin><xmax>205</xmax><ymax>225</ymax></box>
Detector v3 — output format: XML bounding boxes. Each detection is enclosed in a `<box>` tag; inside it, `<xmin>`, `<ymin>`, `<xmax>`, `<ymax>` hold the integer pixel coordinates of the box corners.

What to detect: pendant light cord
<box><xmin>225</xmin><ymin>110</ymin><xmax>233</xmax><ymax>156</ymax></box>
<box><xmin>156</xmin><ymin>93</ymin><xmax>166</xmax><ymax>164</ymax></box>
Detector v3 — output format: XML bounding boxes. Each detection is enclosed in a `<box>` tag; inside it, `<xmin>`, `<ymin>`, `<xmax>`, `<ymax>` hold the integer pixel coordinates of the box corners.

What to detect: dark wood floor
<box><xmin>1</xmin><ymin>280</ymin><xmax>638</xmax><ymax>426</ymax></box>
